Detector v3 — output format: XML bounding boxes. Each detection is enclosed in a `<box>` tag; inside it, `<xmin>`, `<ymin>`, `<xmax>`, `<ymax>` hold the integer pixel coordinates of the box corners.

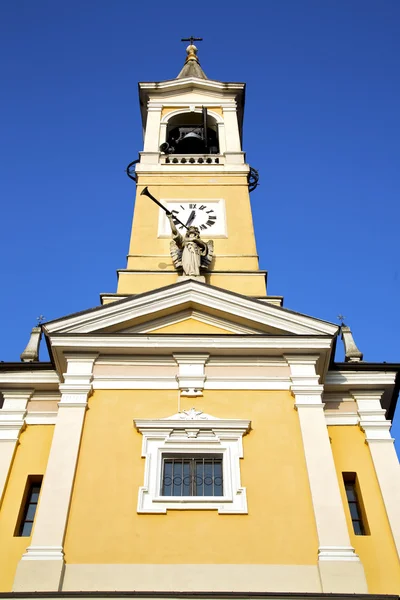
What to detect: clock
<box><xmin>158</xmin><ymin>199</ymin><xmax>226</xmax><ymax>237</ymax></box>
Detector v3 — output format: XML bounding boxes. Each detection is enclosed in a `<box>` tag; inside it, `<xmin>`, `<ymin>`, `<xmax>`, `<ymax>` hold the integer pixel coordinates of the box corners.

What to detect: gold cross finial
<box><xmin>181</xmin><ymin>36</ymin><xmax>203</xmax><ymax>46</ymax></box>
<box><xmin>181</xmin><ymin>37</ymin><xmax>203</xmax><ymax>63</ymax></box>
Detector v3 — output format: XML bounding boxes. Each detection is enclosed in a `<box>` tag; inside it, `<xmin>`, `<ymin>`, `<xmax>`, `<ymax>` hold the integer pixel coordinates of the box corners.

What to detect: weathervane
<box><xmin>181</xmin><ymin>36</ymin><xmax>203</xmax><ymax>45</ymax></box>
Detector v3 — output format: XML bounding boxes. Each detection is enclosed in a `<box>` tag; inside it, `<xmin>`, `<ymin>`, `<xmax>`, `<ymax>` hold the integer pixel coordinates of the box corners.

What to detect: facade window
<box><xmin>134</xmin><ymin>410</ymin><xmax>250</xmax><ymax>513</ymax></box>
<box><xmin>162</xmin><ymin>455</ymin><xmax>223</xmax><ymax>497</ymax></box>
<box><xmin>343</xmin><ymin>472</ymin><xmax>368</xmax><ymax>535</ymax></box>
<box><xmin>16</xmin><ymin>478</ymin><xmax>42</xmax><ymax>537</ymax></box>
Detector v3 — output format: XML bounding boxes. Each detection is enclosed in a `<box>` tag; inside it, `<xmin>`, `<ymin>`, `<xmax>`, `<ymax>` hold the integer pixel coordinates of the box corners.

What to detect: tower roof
<box><xmin>176</xmin><ymin>43</ymin><xmax>207</xmax><ymax>79</ymax></box>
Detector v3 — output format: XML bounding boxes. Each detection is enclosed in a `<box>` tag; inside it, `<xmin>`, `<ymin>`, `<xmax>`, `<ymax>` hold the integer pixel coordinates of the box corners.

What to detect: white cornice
<box><xmin>139</xmin><ymin>79</ymin><xmax>245</xmax><ymax>94</ymax></box>
<box><xmin>92</xmin><ymin>376</ymin><xmax>291</xmax><ymax>391</ymax></box>
<box><xmin>44</xmin><ymin>281</ymin><xmax>338</xmax><ymax>337</ymax></box>
<box><xmin>135</xmin><ymin>415</ymin><xmax>250</xmax><ymax>433</ymax></box>
<box><xmin>0</xmin><ymin>371</ymin><xmax>59</xmax><ymax>386</ymax></box>
<box><xmin>50</xmin><ymin>334</ymin><xmax>333</xmax><ymax>351</ymax></box>
<box><xmin>50</xmin><ymin>334</ymin><xmax>332</xmax><ymax>379</ymax></box>
<box><xmin>325</xmin><ymin>371</ymin><xmax>396</xmax><ymax>386</ymax></box>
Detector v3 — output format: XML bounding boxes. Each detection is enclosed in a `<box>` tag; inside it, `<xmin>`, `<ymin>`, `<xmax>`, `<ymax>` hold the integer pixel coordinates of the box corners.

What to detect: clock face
<box><xmin>159</xmin><ymin>200</ymin><xmax>226</xmax><ymax>237</ymax></box>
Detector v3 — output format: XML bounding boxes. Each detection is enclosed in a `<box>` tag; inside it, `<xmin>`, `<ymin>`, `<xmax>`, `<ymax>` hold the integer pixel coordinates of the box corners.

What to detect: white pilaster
<box><xmin>13</xmin><ymin>354</ymin><xmax>97</xmax><ymax>592</ymax></box>
<box><xmin>158</xmin><ymin>122</ymin><xmax>167</xmax><ymax>148</ymax></box>
<box><xmin>352</xmin><ymin>390</ymin><xmax>400</xmax><ymax>558</ymax></box>
<box><xmin>143</xmin><ymin>104</ymin><xmax>162</xmax><ymax>152</ymax></box>
<box><xmin>0</xmin><ymin>390</ymin><xmax>33</xmax><ymax>506</ymax></box>
<box><xmin>222</xmin><ymin>106</ymin><xmax>241</xmax><ymax>152</ymax></box>
<box><xmin>285</xmin><ymin>356</ymin><xmax>367</xmax><ymax>593</ymax></box>
<box><xmin>217</xmin><ymin>122</ymin><xmax>226</xmax><ymax>154</ymax></box>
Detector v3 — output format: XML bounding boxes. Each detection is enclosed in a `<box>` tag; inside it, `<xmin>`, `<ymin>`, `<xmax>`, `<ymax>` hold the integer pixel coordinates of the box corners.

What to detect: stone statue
<box><xmin>167</xmin><ymin>214</ymin><xmax>213</xmax><ymax>277</ymax></box>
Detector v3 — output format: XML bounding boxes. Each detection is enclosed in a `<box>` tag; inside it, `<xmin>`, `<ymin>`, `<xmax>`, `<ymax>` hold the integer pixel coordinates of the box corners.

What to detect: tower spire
<box><xmin>177</xmin><ymin>37</ymin><xmax>207</xmax><ymax>80</ymax></box>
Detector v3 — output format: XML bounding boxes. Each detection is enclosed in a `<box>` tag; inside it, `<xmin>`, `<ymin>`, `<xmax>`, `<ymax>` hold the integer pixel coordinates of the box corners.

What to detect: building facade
<box><xmin>0</xmin><ymin>44</ymin><xmax>399</xmax><ymax>597</ymax></box>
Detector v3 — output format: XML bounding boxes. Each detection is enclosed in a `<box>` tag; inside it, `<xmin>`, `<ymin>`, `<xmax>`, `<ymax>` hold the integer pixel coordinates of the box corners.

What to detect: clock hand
<box><xmin>185</xmin><ymin>210</ymin><xmax>196</xmax><ymax>227</ymax></box>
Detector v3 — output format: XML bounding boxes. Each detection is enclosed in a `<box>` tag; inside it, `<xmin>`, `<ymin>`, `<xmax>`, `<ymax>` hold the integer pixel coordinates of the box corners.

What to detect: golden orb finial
<box><xmin>185</xmin><ymin>44</ymin><xmax>199</xmax><ymax>63</ymax></box>
<box><xmin>181</xmin><ymin>36</ymin><xmax>202</xmax><ymax>63</ymax></box>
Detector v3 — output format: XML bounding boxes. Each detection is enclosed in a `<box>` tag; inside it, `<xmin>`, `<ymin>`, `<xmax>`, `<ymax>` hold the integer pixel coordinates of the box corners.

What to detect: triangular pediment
<box><xmin>122</xmin><ymin>309</ymin><xmax>263</xmax><ymax>335</ymax></box>
<box><xmin>44</xmin><ymin>280</ymin><xmax>338</xmax><ymax>338</ymax></box>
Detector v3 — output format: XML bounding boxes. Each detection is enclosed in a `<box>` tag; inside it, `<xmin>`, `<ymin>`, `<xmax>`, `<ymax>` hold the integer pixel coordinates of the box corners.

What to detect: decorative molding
<box><xmin>173</xmin><ymin>354</ymin><xmax>209</xmax><ymax>397</ymax></box>
<box><xmin>134</xmin><ymin>411</ymin><xmax>250</xmax><ymax>514</ymax></box>
<box><xmin>324</xmin><ymin>413</ymin><xmax>359</xmax><ymax>426</ymax></box>
<box><xmin>160</xmin><ymin>107</ymin><xmax>224</xmax><ymax>125</ymax></box>
<box><xmin>45</xmin><ymin>280</ymin><xmax>338</xmax><ymax>337</ymax></box>
<box><xmin>51</xmin><ymin>335</ymin><xmax>333</xmax><ymax>352</ymax></box>
<box><xmin>350</xmin><ymin>391</ymin><xmax>393</xmax><ymax>443</ymax></box>
<box><xmin>0</xmin><ymin>390</ymin><xmax>34</xmax><ymax>441</ymax></box>
<box><xmin>57</xmin><ymin>354</ymin><xmax>98</xmax><ymax>406</ymax></box>
<box><xmin>318</xmin><ymin>546</ymin><xmax>360</xmax><ymax>562</ymax></box>
<box><xmin>0</xmin><ymin>371</ymin><xmax>59</xmax><ymax>385</ymax></box>
<box><xmin>173</xmin><ymin>408</ymin><xmax>208</xmax><ymax>420</ymax></box>
<box><xmin>25</xmin><ymin>412</ymin><xmax>58</xmax><ymax>425</ymax></box>
<box><xmin>325</xmin><ymin>371</ymin><xmax>396</xmax><ymax>386</ymax></box>
<box><xmin>21</xmin><ymin>545</ymin><xmax>64</xmax><ymax>561</ymax></box>
<box><xmin>92</xmin><ymin>376</ymin><xmax>291</xmax><ymax>392</ymax></box>
<box><xmin>285</xmin><ymin>355</ymin><xmax>324</xmax><ymax>404</ymax></box>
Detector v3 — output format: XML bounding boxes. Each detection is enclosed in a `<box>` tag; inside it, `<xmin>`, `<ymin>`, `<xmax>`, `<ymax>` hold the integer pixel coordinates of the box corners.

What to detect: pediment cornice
<box><xmin>44</xmin><ymin>280</ymin><xmax>338</xmax><ymax>338</ymax></box>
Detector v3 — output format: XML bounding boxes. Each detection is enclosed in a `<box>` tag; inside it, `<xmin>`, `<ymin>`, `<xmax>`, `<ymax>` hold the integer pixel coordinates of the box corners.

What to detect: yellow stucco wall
<box><xmin>329</xmin><ymin>425</ymin><xmax>400</xmax><ymax>593</ymax></box>
<box><xmin>0</xmin><ymin>425</ymin><xmax>54</xmax><ymax>592</ymax></box>
<box><xmin>64</xmin><ymin>390</ymin><xmax>318</xmax><ymax>565</ymax></box>
<box><xmin>127</xmin><ymin>176</ymin><xmax>258</xmax><ymax>263</ymax></box>
<box><xmin>150</xmin><ymin>318</ymin><xmax>235</xmax><ymax>334</ymax></box>
<box><xmin>117</xmin><ymin>173</ymin><xmax>266</xmax><ymax>297</ymax></box>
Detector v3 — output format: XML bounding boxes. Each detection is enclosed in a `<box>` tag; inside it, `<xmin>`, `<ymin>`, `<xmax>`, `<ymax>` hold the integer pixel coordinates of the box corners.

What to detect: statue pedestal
<box><xmin>178</xmin><ymin>275</ymin><xmax>206</xmax><ymax>283</ymax></box>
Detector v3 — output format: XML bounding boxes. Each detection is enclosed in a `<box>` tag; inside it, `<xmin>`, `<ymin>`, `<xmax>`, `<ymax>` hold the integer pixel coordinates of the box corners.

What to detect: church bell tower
<box><xmin>104</xmin><ymin>41</ymin><xmax>267</xmax><ymax>303</ymax></box>
<box><xmin>2</xmin><ymin>39</ymin><xmax>400</xmax><ymax>599</ymax></box>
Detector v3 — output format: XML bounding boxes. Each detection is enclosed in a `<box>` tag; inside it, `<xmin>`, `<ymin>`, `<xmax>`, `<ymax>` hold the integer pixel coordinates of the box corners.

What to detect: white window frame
<box><xmin>134</xmin><ymin>409</ymin><xmax>251</xmax><ymax>514</ymax></box>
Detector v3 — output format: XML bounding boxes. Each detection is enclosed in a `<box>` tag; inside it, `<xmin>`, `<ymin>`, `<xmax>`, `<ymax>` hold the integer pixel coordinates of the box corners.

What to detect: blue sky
<box><xmin>1</xmin><ymin>1</ymin><xmax>399</xmax><ymax>450</ymax></box>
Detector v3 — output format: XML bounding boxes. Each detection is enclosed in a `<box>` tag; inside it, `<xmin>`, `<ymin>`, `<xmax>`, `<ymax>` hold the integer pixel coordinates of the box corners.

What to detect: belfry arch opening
<box><xmin>161</xmin><ymin>110</ymin><xmax>219</xmax><ymax>155</ymax></box>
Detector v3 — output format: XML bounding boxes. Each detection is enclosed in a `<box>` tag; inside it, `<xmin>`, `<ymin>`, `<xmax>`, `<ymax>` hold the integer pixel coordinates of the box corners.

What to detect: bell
<box><xmin>181</xmin><ymin>131</ymin><xmax>203</xmax><ymax>141</ymax></box>
<box><xmin>178</xmin><ymin>131</ymin><xmax>205</xmax><ymax>153</ymax></box>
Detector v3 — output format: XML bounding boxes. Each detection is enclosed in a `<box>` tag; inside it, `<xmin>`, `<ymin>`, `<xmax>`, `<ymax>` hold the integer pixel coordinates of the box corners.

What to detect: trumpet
<box><xmin>140</xmin><ymin>187</ymin><xmax>188</xmax><ymax>230</ymax></box>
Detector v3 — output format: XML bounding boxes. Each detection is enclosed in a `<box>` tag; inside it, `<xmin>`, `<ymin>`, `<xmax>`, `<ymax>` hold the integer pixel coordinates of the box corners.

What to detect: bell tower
<box><xmin>104</xmin><ymin>43</ymin><xmax>267</xmax><ymax>303</ymax></box>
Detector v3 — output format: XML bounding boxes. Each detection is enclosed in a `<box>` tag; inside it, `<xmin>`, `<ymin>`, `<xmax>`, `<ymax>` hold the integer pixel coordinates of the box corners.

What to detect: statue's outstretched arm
<box><xmin>167</xmin><ymin>213</ymin><xmax>179</xmax><ymax>236</ymax></box>
<box><xmin>167</xmin><ymin>214</ymin><xmax>184</xmax><ymax>248</ymax></box>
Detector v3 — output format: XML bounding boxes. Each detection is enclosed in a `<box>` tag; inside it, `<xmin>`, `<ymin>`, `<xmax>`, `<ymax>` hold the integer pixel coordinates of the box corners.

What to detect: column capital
<box><xmin>0</xmin><ymin>389</ymin><xmax>34</xmax><ymax>441</ymax></box>
<box><xmin>284</xmin><ymin>354</ymin><xmax>320</xmax><ymax>365</ymax></box>
<box><xmin>284</xmin><ymin>355</ymin><xmax>321</xmax><ymax>386</ymax></box>
<box><xmin>351</xmin><ymin>390</ymin><xmax>393</xmax><ymax>442</ymax></box>
<box><xmin>350</xmin><ymin>390</ymin><xmax>385</xmax><ymax>402</ymax></box>
<box><xmin>59</xmin><ymin>354</ymin><xmax>97</xmax><ymax>403</ymax></box>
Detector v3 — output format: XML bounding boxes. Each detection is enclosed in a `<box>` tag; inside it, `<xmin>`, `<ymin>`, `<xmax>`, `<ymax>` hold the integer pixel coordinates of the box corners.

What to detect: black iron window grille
<box><xmin>161</xmin><ymin>455</ymin><xmax>223</xmax><ymax>497</ymax></box>
<box><xmin>343</xmin><ymin>472</ymin><xmax>368</xmax><ymax>535</ymax></box>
